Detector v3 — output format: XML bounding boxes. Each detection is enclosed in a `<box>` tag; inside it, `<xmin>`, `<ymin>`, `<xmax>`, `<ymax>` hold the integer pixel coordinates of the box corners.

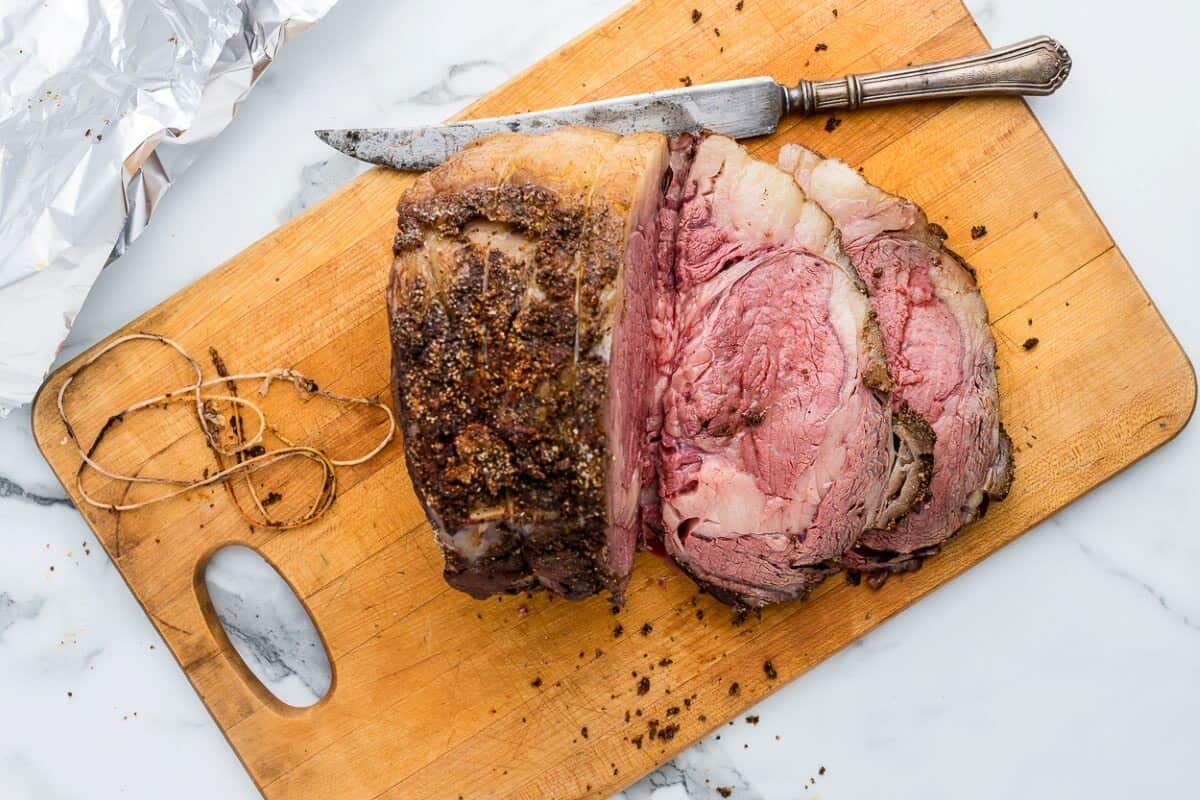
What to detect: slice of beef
<box><xmin>388</xmin><ymin>128</ymin><xmax>673</xmax><ymax>600</ymax></box>
<box><xmin>781</xmin><ymin>145</ymin><xmax>1014</xmax><ymax>573</ymax></box>
<box><xmin>658</xmin><ymin>135</ymin><xmax>933</xmax><ymax>606</ymax></box>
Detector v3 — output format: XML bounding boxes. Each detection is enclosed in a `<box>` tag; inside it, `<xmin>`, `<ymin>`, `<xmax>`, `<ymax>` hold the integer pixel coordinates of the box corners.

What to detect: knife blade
<box><xmin>315</xmin><ymin>78</ymin><xmax>782</xmax><ymax>171</ymax></box>
<box><xmin>317</xmin><ymin>36</ymin><xmax>1070</xmax><ymax>171</ymax></box>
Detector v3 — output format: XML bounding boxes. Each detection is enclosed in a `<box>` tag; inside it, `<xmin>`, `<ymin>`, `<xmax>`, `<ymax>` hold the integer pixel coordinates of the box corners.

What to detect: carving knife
<box><xmin>316</xmin><ymin>36</ymin><xmax>1069</xmax><ymax>171</ymax></box>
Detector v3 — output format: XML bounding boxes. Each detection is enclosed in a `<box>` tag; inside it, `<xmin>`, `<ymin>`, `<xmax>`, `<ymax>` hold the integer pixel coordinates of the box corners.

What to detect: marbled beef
<box><xmin>658</xmin><ymin>135</ymin><xmax>932</xmax><ymax>606</ymax></box>
<box><xmin>782</xmin><ymin>145</ymin><xmax>1014</xmax><ymax>573</ymax></box>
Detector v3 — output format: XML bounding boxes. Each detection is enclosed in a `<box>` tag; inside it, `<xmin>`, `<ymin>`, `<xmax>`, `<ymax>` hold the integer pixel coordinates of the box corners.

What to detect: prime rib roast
<box><xmin>388</xmin><ymin>127</ymin><xmax>1008</xmax><ymax>607</ymax></box>
<box><xmin>782</xmin><ymin>145</ymin><xmax>1014</xmax><ymax>574</ymax></box>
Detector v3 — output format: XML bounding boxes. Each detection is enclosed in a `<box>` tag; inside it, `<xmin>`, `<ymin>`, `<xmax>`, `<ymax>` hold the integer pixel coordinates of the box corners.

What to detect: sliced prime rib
<box><xmin>389</xmin><ymin>129</ymin><xmax>943</xmax><ymax>606</ymax></box>
<box><xmin>781</xmin><ymin>145</ymin><xmax>1014</xmax><ymax>573</ymax></box>
<box><xmin>388</xmin><ymin>128</ymin><xmax>673</xmax><ymax>600</ymax></box>
<box><xmin>657</xmin><ymin>135</ymin><xmax>933</xmax><ymax>606</ymax></box>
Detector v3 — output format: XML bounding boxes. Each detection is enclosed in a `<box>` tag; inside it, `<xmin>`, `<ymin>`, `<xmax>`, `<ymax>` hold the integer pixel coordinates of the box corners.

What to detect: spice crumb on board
<box><xmin>735</xmin><ymin>0</ymin><xmax>743</xmax><ymax>9</ymax></box>
<box><xmin>820</xmin><ymin>766</ymin><xmax>827</xmax><ymax>775</ymax></box>
<box><xmin>728</xmin><ymin>681</ymin><xmax>740</xmax><ymax>696</ymax></box>
<box><xmin>971</xmin><ymin>224</ymin><xmax>988</xmax><ymax>239</ymax></box>
<box><xmin>714</xmin><ymin>27</ymin><xmax>721</xmax><ymax>36</ymax></box>
<box><xmin>814</xmin><ymin>42</ymin><xmax>828</xmax><ymax>51</ymax></box>
<box><xmin>531</xmin><ymin>676</ymin><xmax>542</xmax><ymax>688</ymax></box>
<box><xmin>832</xmin><ymin>7</ymin><xmax>838</xmax><ymax>15</ymax></box>
<box><xmin>637</xmin><ymin>676</ymin><xmax>651</xmax><ymax>695</ymax></box>
<box><xmin>613</xmin><ymin>624</ymin><xmax>624</xmax><ymax>638</ymax></box>
<box><xmin>659</xmin><ymin>723</ymin><xmax>680</xmax><ymax>741</ymax></box>
<box><xmin>692</xmin><ymin>8</ymin><xmax>702</xmax><ymax>22</ymax></box>
<box><xmin>763</xmin><ymin>659</ymin><xmax>777</xmax><ymax>679</ymax></box>
<box><xmin>717</xmin><ymin>787</ymin><xmax>733</xmax><ymax>798</ymax></box>
<box><xmin>824</xmin><ymin>117</ymin><xmax>842</xmax><ymax>132</ymax></box>
<box><xmin>1022</xmin><ymin>337</ymin><xmax>1040</xmax><ymax>351</ymax></box>
<box><xmin>680</xmin><ymin>75</ymin><xmax>693</xmax><ymax>86</ymax></box>
<box><xmin>745</xmin><ymin>715</ymin><xmax>759</xmax><ymax>724</ymax></box>
<box><xmin>640</xmin><ymin>622</ymin><xmax>653</xmax><ymax>636</ymax></box>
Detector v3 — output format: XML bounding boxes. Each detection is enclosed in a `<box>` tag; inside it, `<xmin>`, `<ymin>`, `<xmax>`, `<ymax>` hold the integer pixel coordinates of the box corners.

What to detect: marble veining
<box><xmin>2</xmin><ymin>0</ymin><xmax>1198</xmax><ymax>798</ymax></box>
<box><xmin>616</xmin><ymin>737</ymin><xmax>766</xmax><ymax>800</ymax></box>
<box><xmin>1071</xmin><ymin>536</ymin><xmax>1200</xmax><ymax>633</ymax></box>
<box><xmin>204</xmin><ymin>545</ymin><xmax>332</xmax><ymax>708</ymax></box>
<box><xmin>406</xmin><ymin>60</ymin><xmax>512</xmax><ymax>106</ymax></box>
<box><xmin>0</xmin><ymin>592</ymin><xmax>46</xmax><ymax>640</ymax></box>
<box><xmin>0</xmin><ymin>475</ymin><xmax>72</xmax><ymax>507</ymax></box>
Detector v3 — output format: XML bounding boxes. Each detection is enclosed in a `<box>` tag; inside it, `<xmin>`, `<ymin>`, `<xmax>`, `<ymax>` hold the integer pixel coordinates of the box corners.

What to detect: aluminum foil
<box><xmin>0</xmin><ymin>0</ymin><xmax>340</xmax><ymax>416</ymax></box>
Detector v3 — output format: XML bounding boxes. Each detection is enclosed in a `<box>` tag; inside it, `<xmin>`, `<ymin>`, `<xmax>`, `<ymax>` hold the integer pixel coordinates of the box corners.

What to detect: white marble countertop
<box><xmin>2</xmin><ymin>0</ymin><xmax>1198</xmax><ymax>797</ymax></box>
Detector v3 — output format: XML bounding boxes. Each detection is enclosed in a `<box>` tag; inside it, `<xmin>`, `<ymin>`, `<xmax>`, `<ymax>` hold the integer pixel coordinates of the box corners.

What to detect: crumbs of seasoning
<box><xmin>625</xmin><ymin>710</ymin><xmax>631</xmax><ymax>723</ymax></box>
<box><xmin>1022</xmin><ymin>337</ymin><xmax>1040</xmax><ymax>351</ymax></box>
<box><xmin>699</xmin><ymin>713</ymin><xmax>708</xmax><ymax>722</ymax></box>
<box><xmin>971</xmin><ymin>224</ymin><xmax>988</xmax><ymax>239</ymax></box>
<box><xmin>680</xmin><ymin>75</ymin><xmax>693</xmax><ymax>87</ymax></box>
<box><xmin>717</xmin><ymin>787</ymin><xmax>733</xmax><ymax>798</ymax></box>
<box><xmin>659</xmin><ymin>723</ymin><xmax>680</xmax><ymax>741</ymax></box>
<box><xmin>1033</xmin><ymin>211</ymin><xmax>1040</xmax><ymax>219</ymax></box>
<box><xmin>692</xmin><ymin>8</ymin><xmax>702</xmax><ymax>22</ymax></box>
<box><xmin>728</xmin><ymin>682</ymin><xmax>740</xmax><ymax>696</ymax></box>
<box><xmin>746</xmin><ymin>715</ymin><xmax>759</xmax><ymax>724</ymax></box>
<box><xmin>641</xmin><ymin>622</ymin><xmax>653</xmax><ymax>636</ymax></box>
<box><xmin>833</xmin><ymin>7</ymin><xmax>838</xmax><ymax>15</ymax></box>
<box><xmin>763</xmin><ymin>660</ymin><xmax>777</xmax><ymax>680</ymax></box>
<box><xmin>631</xmin><ymin>734</ymin><xmax>644</xmax><ymax>748</ymax></box>
<box><xmin>814</xmin><ymin>42</ymin><xmax>828</xmax><ymax>52</ymax></box>
<box><xmin>581</xmin><ymin>726</ymin><xmax>589</xmax><ymax>739</ymax></box>
<box><xmin>736</xmin><ymin>0</ymin><xmax>744</xmax><ymax>9</ymax></box>
<box><xmin>531</xmin><ymin>677</ymin><xmax>542</xmax><ymax>688</ymax></box>
<box><xmin>648</xmin><ymin>720</ymin><xmax>660</xmax><ymax>739</ymax></box>
<box><xmin>637</xmin><ymin>676</ymin><xmax>651</xmax><ymax>695</ymax></box>
<box><xmin>696</xmin><ymin>609</ymin><xmax>705</xmax><ymax>620</ymax></box>
<box><xmin>261</xmin><ymin>491</ymin><xmax>283</xmax><ymax>507</ymax></box>
<box><xmin>659</xmin><ymin>657</ymin><xmax>673</xmax><ymax>667</ymax></box>
<box><xmin>595</xmin><ymin>648</ymin><xmax>604</xmax><ymax>658</ymax></box>
<box><xmin>714</xmin><ymin>27</ymin><xmax>721</xmax><ymax>36</ymax></box>
<box><xmin>824</xmin><ymin>117</ymin><xmax>842</xmax><ymax>133</ymax></box>
<box><xmin>614</xmin><ymin>624</ymin><xmax>624</xmax><ymax>638</ymax></box>
<box><xmin>666</xmin><ymin>706</ymin><xmax>680</xmax><ymax>717</ymax></box>
<box><xmin>611</xmin><ymin>605</ymin><xmax>620</xmax><ymax>615</ymax></box>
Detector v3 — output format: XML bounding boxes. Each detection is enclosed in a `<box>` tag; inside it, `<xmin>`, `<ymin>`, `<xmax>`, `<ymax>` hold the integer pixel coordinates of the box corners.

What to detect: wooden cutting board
<box><xmin>32</xmin><ymin>0</ymin><xmax>1195</xmax><ymax>797</ymax></box>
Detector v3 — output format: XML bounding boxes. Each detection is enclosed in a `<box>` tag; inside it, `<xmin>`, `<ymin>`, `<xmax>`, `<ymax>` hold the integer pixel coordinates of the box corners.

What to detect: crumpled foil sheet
<box><xmin>0</xmin><ymin>0</ymin><xmax>340</xmax><ymax>416</ymax></box>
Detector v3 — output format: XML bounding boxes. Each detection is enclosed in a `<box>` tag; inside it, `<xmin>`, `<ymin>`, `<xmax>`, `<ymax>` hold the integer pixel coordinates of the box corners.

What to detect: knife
<box><xmin>317</xmin><ymin>36</ymin><xmax>1070</xmax><ymax>171</ymax></box>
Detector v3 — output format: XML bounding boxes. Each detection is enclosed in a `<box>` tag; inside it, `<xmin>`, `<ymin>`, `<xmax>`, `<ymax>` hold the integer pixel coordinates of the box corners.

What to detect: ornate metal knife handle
<box><xmin>783</xmin><ymin>36</ymin><xmax>1071</xmax><ymax>115</ymax></box>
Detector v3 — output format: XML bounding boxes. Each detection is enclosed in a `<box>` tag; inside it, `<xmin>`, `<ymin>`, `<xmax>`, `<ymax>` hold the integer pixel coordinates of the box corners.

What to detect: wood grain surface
<box><xmin>31</xmin><ymin>0</ymin><xmax>1195</xmax><ymax>797</ymax></box>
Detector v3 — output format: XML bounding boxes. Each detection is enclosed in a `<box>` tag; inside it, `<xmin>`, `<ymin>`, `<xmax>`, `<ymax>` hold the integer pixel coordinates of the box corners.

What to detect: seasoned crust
<box><xmin>389</xmin><ymin>128</ymin><xmax>671</xmax><ymax>602</ymax></box>
<box><xmin>875</xmin><ymin>403</ymin><xmax>936</xmax><ymax>531</ymax></box>
<box><xmin>390</xmin><ymin>181</ymin><xmax>623</xmax><ymax>599</ymax></box>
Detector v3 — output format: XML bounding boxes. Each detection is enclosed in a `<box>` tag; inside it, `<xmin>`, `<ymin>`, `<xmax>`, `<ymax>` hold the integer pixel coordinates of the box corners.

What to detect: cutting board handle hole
<box><xmin>199</xmin><ymin>544</ymin><xmax>333</xmax><ymax>711</ymax></box>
